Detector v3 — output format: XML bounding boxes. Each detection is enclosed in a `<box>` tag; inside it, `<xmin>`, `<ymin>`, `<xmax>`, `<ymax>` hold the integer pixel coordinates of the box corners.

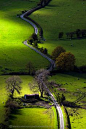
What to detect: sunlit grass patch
<box><xmin>0</xmin><ymin>0</ymin><xmax>49</xmax><ymax>74</ymax></box>
<box><xmin>10</xmin><ymin>107</ymin><xmax>57</xmax><ymax>129</ymax></box>
<box><xmin>0</xmin><ymin>75</ymin><xmax>34</xmax><ymax>123</ymax></box>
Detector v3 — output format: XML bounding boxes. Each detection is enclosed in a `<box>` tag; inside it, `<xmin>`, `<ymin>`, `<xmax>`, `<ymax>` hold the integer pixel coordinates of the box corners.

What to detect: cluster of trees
<box><xmin>27</xmin><ymin>33</ymin><xmax>38</xmax><ymax>48</ymax></box>
<box><xmin>52</xmin><ymin>46</ymin><xmax>66</xmax><ymax>61</ymax></box>
<box><xmin>28</xmin><ymin>33</ymin><xmax>48</xmax><ymax>54</ymax></box>
<box><xmin>59</xmin><ymin>29</ymin><xmax>86</xmax><ymax>39</ymax></box>
<box><xmin>51</xmin><ymin>46</ymin><xmax>75</xmax><ymax>71</ymax></box>
<box><xmin>39</xmin><ymin>47</ymin><xmax>48</xmax><ymax>54</ymax></box>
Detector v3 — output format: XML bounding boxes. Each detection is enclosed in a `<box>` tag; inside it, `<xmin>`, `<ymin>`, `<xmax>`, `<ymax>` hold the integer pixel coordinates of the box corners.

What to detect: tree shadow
<box><xmin>47</xmin><ymin>4</ymin><xmax>58</xmax><ymax>8</ymax></box>
<box><xmin>64</xmin><ymin>72</ymin><xmax>86</xmax><ymax>79</ymax></box>
<box><xmin>9</xmin><ymin>109</ymin><xmax>22</xmax><ymax>120</ymax></box>
<box><xmin>63</xmin><ymin>101</ymin><xmax>81</xmax><ymax>108</ymax></box>
<box><xmin>59</xmin><ymin>37</ymin><xmax>86</xmax><ymax>41</ymax></box>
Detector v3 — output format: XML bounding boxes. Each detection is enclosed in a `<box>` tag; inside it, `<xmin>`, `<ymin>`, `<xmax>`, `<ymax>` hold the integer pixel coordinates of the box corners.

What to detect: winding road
<box><xmin>20</xmin><ymin>3</ymin><xmax>64</xmax><ymax>129</ymax></box>
<box><xmin>20</xmin><ymin>10</ymin><xmax>38</xmax><ymax>34</ymax></box>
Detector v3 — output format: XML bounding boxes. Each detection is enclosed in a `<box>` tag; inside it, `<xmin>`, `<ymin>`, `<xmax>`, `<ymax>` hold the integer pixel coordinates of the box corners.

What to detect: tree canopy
<box><xmin>29</xmin><ymin>69</ymin><xmax>49</xmax><ymax>97</ymax></box>
<box><xmin>51</xmin><ymin>46</ymin><xmax>66</xmax><ymax>61</ymax></box>
<box><xmin>6</xmin><ymin>76</ymin><xmax>22</xmax><ymax>98</ymax></box>
<box><xmin>56</xmin><ymin>52</ymin><xmax>75</xmax><ymax>71</ymax></box>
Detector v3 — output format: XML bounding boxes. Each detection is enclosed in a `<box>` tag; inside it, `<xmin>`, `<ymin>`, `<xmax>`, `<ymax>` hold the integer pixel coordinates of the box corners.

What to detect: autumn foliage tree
<box><xmin>51</xmin><ymin>46</ymin><xmax>66</xmax><ymax>61</ymax></box>
<box><xmin>56</xmin><ymin>52</ymin><xmax>75</xmax><ymax>71</ymax></box>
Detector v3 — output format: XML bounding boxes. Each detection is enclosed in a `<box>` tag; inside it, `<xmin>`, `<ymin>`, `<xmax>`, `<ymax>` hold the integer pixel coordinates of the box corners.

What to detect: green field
<box><xmin>0</xmin><ymin>0</ymin><xmax>86</xmax><ymax>128</ymax></box>
<box><xmin>30</xmin><ymin>0</ymin><xmax>86</xmax><ymax>66</ymax></box>
<box><xmin>0</xmin><ymin>75</ymin><xmax>34</xmax><ymax>123</ymax></box>
<box><xmin>0</xmin><ymin>75</ymin><xmax>58</xmax><ymax>128</ymax></box>
<box><xmin>9</xmin><ymin>107</ymin><xmax>57</xmax><ymax>129</ymax></box>
<box><xmin>0</xmin><ymin>0</ymin><xmax>49</xmax><ymax>74</ymax></box>
<box><xmin>49</xmin><ymin>73</ymin><xmax>86</xmax><ymax>129</ymax></box>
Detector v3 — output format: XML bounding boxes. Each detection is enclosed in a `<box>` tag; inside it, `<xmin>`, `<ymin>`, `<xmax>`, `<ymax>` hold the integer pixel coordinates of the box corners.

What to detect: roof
<box><xmin>24</xmin><ymin>94</ymin><xmax>39</xmax><ymax>96</ymax></box>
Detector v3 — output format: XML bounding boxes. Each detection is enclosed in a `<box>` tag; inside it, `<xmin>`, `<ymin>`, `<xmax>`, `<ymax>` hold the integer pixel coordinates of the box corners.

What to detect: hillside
<box><xmin>0</xmin><ymin>0</ymin><xmax>49</xmax><ymax>75</ymax></box>
<box><xmin>30</xmin><ymin>0</ymin><xmax>86</xmax><ymax>66</ymax></box>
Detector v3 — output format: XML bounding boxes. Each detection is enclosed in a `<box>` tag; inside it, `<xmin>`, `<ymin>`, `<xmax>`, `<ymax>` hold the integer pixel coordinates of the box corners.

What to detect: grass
<box><xmin>9</xmin><ymin>106</ymin><xmax>57</xmax><ymax>129</ymax></box>
<box><xmin>30</xmin><ymin>0</ymin><xmax>86</xmax><ymax>66</ymax></box>
<box><xmin>0</xmin><ymin>75</ymin><xmax>34</xmax><ymax>123</ymax></box>
<box><xmin>67</xmin><ymin>107</ymin><xmax>86</xmax><ymax>129</ymax></box>
<box><xmin>0</xmin><ymin>0</ymin><xmax>86</xmax><ymax>128</ymax></box>
<box><xmin>0</xmin><ymin>0</ymin><xmax>49</xmax><ymax>74</ymax></box>
<box><xmin>49</xmin><ymin>72</ymin><xmax>86</xmax><ymax>129</ymax></box>
<box><xmin>0</xmin><ymin>75</ymin><xmax>58</xmax><ymax>129</ymax></box>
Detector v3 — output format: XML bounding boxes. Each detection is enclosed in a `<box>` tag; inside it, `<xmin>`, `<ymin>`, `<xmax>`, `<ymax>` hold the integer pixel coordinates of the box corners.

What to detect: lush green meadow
<box><xmin>0</xmin><ymin>75</ymin><xmax>34</xmax><ymax>123</ymax></box>
<box><xmin>10</xmin><ymin>107</ymin><xmax>57</xmax><ymax>129</ymax></box>
<box><xmin>0</xmin><ymin>0</ymin><xmax>49</xmax><ymax>74</ymax></box>
<box><xmin>0</xmin><ymin>75</ymin><xmax>58</xmax><ymax>129</ymax></box>
<box><xmin>49</xmin><ymin>73</ymin><xmax>86</xmax><ymax>129</ymax></box>
<box><xmin>30</xmin><ymin>0</ymin><xmax>86</xmax><ymax>66</ymax></box>
<box><xmin>0</xmin><ymin>0</ymin><xmax>86</xmax><ymax>128</ymax></box>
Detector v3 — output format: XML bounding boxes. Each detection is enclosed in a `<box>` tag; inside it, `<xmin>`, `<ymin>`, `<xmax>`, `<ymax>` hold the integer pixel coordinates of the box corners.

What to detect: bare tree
<box><xmin>26</xmin><ymin>61</ymin><xmax>35</xmax><ymax>75</ymax></box>
<box><xmin>6</xmin><ymin>76</ymin><xmax>22</xmax><ymax>98</ymax></box>
<box><xmin>29</xmin><ymin>69</ymin><xmax>50</xmax><ymax>97</ymax></box>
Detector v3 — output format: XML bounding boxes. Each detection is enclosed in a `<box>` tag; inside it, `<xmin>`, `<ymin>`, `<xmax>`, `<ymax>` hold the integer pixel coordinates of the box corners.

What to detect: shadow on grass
<box><xmin>9</xmin><ymin>109</ymin><xmax>22</xmax><ymax>121</ymax></box>
<box><xmin>58</xmin><ymin>37</ymin><xmax>86</xmax><ymax>41</ymax></box>
<box><xmin>65</xmin><ymin>72</ymin><xmax>86</xmax><ymax>79</ymax></box>
<box><xmin>63</xmin><ymin>101</ymin><xmax>81</xmax><ymax>108</ymax></box>
<box><xmin>51</xmin><ymin>70</ymin><xmax>86</xmax><ymax>79</ymax></box>
<box><xmin>47</xmin><ymin>4</ymin><xmax>58</xmax><ymax>8</ymax></box>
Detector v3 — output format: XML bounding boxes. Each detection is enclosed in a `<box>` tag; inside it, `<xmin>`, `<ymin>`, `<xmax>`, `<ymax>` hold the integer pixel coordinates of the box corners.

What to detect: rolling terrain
<box><xmin>30</xmin><ymin>0</ymin><xmax>86</xmax><ymax>66</ymax></box>
<box><xmin>0</xmin><ymin>0</ymin><xmax>86</xmax><ymax>129</ymax></box>
<box><xmin>0</xmin><ymin>0</ymin><xmax>49</xmax><ymax>74</ymax></box>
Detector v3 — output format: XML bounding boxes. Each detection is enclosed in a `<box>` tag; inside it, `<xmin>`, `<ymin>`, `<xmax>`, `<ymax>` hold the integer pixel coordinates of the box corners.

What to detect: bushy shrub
<box><xmin>5</xmin><ymin>99</ymin><xmax>20</xmax><ymax>111</ymax></box>
<box><xmin>33</xmin><ymin>40</ymin><xmax>38</xmax><ymax>48</ymax></box>
<box><xmin>27</xmin><ymin>37</ymin><xmax>33</xmax><ymax>45</ymax></box>
<box><xmin>40</xmin><ymin>47</ymin><xmax>48</xmax><ymax>54</ymax></box>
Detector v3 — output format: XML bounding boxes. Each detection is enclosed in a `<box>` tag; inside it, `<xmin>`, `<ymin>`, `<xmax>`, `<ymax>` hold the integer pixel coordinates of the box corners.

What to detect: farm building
<box><xmin>24</xmin><ymin>94</ymin><xmax>39</xmax><ymax>99</ymax></box>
